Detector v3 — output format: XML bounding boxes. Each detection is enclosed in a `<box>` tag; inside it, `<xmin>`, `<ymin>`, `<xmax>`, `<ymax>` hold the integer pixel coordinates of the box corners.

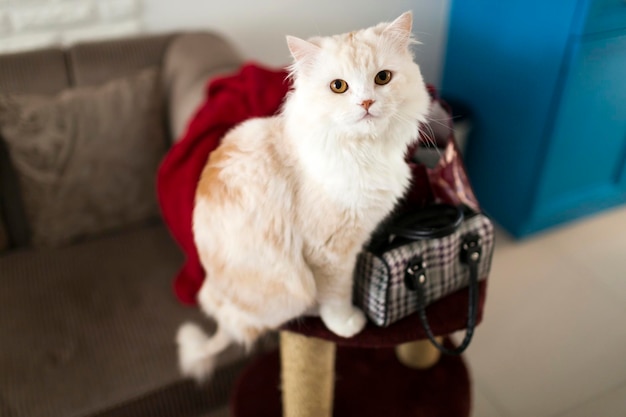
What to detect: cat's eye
<box><xmin>330</xmin><ymin>79</ymin><xmax>349</xmax><ymax>94</ymax></box>
<box><xmin>375</xmin><ymin>70</ymin><xmax>392</xmax><ymax>85</ymax></box>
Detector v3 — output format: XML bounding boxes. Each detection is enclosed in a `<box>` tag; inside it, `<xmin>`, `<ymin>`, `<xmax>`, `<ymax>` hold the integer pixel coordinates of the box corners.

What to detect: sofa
<box><xmin>0</xmin><ymin>32</ymin><xmax>274</xmax><ymax>417</ymax></box>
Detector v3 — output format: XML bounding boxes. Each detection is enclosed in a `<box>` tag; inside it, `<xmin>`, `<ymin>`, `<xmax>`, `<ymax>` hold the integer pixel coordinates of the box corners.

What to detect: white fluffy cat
<box><xmin>177</xmin><ymin>11</ymin><xmax>430</xmax><ymax>381</ymax></box>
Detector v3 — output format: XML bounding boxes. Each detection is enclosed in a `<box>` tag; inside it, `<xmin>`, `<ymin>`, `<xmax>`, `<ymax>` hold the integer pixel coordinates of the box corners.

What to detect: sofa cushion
<box><xmin>0</xmin><ymin>208</ymin><xmax>7</xmax><ymax>252</ymax></box>
<box><xmin>0</xmin><ymin>145</ymin><xmax>8</xmax><ymax>252</ymax></box>
<box><xmin>0</xmin><ymin>67</ymin><xmax>167</xmax><ymax>248</ymax></box>
<box><xmin>68</xmin><ymin>33</ymin><xmax>175</xmax><ymax>88</ymax></box>
<box><xmin>0</xmin><ymin>224</ymin><xmax>248</xmax><ymax>417</ymax></box>
<box><xmin>162</xmin><ymin>32</ymin><xmax>242</xmax><ymax>141</ymax></box>
<box><xmin>0</xmin><ymin>132</ymin><xmax>30</xmax><ymax>249</ymax></box>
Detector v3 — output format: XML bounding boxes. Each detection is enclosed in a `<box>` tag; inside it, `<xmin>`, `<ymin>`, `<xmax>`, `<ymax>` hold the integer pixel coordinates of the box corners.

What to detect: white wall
<box><xmin>142</xmin><ymin>0</ymin><xmax>450</xmax><ymax>86</ymax></box>
<box><xmin>0</xmin><ymin>0</ymin><xmax>143</xmax><ymax>53</ymax></box>
<box><xmin>0</xmin><ymin>0</ymin><xmax>450</xmax><ymax>86</ymax></box>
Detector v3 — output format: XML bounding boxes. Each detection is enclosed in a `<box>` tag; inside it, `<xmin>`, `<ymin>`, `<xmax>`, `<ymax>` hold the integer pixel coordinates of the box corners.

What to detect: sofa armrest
<box><xmin>163</xmin><ymin>32</ymin><xmax>243</xmax><ymax>142</ymax></box>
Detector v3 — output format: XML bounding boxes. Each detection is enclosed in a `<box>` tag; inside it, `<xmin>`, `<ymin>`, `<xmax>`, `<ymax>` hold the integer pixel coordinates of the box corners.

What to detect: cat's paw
<box><xmin>320</xmin><ymin>304</ymin><xmax>367</xmax><ymax>338</ymax></box>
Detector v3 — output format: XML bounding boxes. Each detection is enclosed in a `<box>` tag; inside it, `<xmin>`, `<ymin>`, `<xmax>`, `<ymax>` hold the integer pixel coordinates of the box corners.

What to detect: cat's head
<box><xmin>284</xmin><ymin>12</ymin><xmax>430</xmax><ymax>140</ymax></box>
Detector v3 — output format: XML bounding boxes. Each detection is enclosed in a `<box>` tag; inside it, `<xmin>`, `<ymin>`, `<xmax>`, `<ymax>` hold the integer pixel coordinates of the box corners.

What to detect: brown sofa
<box><xmin>0</xmin><ymin>32</ymin><xmax>272</xmax><ymax>417</ymax></box>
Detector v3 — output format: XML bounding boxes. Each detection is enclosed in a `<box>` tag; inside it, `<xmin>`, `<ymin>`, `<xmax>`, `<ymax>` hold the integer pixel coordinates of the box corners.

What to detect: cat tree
<box><xmin>231</xmin><ymin>281</ymin><xmax>486</xmax><ymax>417</ymax></box>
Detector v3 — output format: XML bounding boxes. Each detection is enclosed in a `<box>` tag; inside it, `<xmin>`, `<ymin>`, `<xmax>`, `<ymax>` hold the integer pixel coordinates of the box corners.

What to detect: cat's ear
<box><xmin>286</xmin><ymin>36</ymin><xmax>320</xmax><ymax>67</ymax></box>
<box><xmin>383</xmin><ymin>11</ymin><xmax>414</xmax><ymax>50</ymax></box>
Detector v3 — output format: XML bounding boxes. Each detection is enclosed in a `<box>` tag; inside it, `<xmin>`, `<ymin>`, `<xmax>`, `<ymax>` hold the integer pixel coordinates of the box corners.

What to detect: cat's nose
<box><xmin>360</xmin><ymin>99</ymin><xmax>375</xmax><ymax>111</ymax></box>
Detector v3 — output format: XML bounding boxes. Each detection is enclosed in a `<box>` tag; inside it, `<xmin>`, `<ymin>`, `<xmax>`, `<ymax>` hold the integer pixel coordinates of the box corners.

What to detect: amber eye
<box><xmin>330</xmin><ymin>79</ymin><xmax>349</xmax><ymax>93</ymax></box>
<box><xmin>375</xmin><ymin>70</ymin><xmax>392</xmax><ymax>85</ymax></box>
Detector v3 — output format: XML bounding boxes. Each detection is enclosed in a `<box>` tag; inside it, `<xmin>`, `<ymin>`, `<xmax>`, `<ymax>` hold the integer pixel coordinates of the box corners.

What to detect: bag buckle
<box><xmin>461</xmin><ymin>233</ymin><xmax>482</xmax><ymax>266</ymax></box>
<box><xmin>404</xmin><ymin>256</ymin><xmax>427</xmax><ymax>291</ymax></box>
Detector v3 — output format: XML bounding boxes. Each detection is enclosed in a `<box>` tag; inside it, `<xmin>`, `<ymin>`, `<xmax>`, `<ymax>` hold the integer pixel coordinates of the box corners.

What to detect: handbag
<box><xmin>352</xmin><ymin>94</ymin><xmax>495</xmax><ymax>355</ymax></box>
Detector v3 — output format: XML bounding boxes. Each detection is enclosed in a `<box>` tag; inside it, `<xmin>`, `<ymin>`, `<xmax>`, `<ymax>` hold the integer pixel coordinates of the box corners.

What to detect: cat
<box><xmin>177</xmin><ymin>11</ymin><xmax>431</xmax><ymax>381</ymax></box>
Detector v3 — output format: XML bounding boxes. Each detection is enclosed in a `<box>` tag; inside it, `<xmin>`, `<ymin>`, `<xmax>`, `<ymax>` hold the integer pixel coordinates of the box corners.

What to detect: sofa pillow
<box><xmin>0</xmin><ymin>154</ymin><xmax>7</xmax><ymax>252</ymax></box>
<box><xmin>0</xmin><ymin>68</ymin><xmax>167</xmax><ymax>247</ymax></box>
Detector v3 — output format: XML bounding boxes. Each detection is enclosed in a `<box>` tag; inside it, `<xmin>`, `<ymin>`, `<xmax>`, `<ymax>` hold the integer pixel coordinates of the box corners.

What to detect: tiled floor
<box><xmin>464</xmin><ymin>206</ymin><xmax>626</xmax><ymax>417</ymax></box>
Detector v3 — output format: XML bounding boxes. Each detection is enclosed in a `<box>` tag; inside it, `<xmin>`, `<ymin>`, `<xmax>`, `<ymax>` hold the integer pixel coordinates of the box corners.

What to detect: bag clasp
<box><xmin>461</xmin><ymin>233</ymin><xmax>482</xmax><ymax>266</ymax></box>
<box><xmin>404</xmin><ymin>256</ymin><xmax>427</xmax><ymax>291</ymax></box>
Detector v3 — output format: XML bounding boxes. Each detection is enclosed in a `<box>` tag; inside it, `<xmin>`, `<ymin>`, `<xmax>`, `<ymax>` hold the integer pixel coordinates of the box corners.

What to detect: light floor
<box><xmin>465</xmin><ymin>205</ymin><xmax>626</xmax><ymax>417</ymax></box>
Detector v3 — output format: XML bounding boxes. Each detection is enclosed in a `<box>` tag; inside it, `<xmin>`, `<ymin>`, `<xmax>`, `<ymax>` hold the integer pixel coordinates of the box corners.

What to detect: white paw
<box><xmin>320</xmin><ymin>304</ymin><xmax>367</xmax><ymax>338</ymax></box>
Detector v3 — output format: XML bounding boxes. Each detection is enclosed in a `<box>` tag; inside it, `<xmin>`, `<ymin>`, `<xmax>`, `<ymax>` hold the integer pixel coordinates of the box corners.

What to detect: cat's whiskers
<box><xmin>425</xmin><ymin>115</ymin><xmax>458</xmax><ymax>132</ymax></box>
<box><xmin>421</xmin><ymin>123</ymin><xmax>441</xmax><ymax>155</ymax></box>
<box><xmin>389</xmin><ymin>111</ymin><xmax>421</xmax><ymax>131</ymax></box>
<box><xmin>389</xmin><ymin>112</ymin><xmax>441</xmax><ymax>158</ymax></box>
<box><xmin>423</xmin><ymin>111</ymin><xmax>470</xmax><ymax>158</ymax></box>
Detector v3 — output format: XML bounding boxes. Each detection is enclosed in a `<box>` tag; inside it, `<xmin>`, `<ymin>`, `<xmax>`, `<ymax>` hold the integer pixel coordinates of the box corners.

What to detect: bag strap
<box><xmin>404</xmin><ymin>232</ymin><xmax>482</xmax><ymax>355</ymax></box>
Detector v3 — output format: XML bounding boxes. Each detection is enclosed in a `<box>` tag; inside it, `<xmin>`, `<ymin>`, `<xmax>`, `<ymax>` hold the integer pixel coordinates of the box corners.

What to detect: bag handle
<box><xmin>388</xmin><ymin>204</ymin><xmax>464</xmax><ymax>240</ymax></box>
<box><xmin>368</xmin><ymin>204</ymin><xmax>465</xmax><ymax>254</ymax></box>
<box><xmin>404</xmin><ymin>233</ymin><xmax>482</xmax><ymax>355</ymax></box>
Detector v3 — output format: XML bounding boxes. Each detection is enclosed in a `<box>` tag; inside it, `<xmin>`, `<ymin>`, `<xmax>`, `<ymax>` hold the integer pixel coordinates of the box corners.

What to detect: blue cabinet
<box><xmin>442</xmin><ymin>0</ymin><xmax>626</xmax><ymax>238</ymax></box>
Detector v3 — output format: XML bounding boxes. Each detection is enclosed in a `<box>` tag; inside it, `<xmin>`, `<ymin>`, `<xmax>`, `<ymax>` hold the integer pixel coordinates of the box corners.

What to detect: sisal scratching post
<box><xmin>280</xmin><ymin>331</ymin><xmax>336</xmax><ymax>417</ymax></box>
<box><xmin>395</xmin><ymin>337</ymin><xmax>444</xmax><ymax>369</ymax></box>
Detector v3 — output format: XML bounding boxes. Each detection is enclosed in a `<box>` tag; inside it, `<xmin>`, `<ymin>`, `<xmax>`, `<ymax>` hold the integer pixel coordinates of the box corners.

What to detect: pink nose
<box><xmin>360</xmin><ymin>99</ymin><xmax>375</xmax><ymax>111</ymax></box>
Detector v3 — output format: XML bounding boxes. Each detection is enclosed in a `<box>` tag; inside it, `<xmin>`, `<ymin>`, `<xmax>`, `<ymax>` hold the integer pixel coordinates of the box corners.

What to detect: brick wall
<box><xmin>0</xmin><ymin>0</ymin><xmax>143</xmax><ymax>54</ymax></box>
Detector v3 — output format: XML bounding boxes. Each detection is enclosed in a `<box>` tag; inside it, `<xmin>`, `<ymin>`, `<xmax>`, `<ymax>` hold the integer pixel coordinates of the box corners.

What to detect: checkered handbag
<box><xmin>353</xmin><ymin>205</ymin><xmax>495</xmax><ymax>354</ymax></box>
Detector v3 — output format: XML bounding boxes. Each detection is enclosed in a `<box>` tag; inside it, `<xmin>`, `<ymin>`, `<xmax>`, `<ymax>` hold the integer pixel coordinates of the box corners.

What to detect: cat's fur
<box><xmin>177</xmin><ymin>11</ymin><xmax>430</xmax><ymax>381</ymax></box>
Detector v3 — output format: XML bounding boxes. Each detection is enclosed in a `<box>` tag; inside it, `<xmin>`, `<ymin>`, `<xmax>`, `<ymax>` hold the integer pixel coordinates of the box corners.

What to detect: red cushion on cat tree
<box><xmin>283</xmin><ymin>281</ymin><xmax>487</xmax><ymax>347</ymax></box>
<box><xmin>232</xmin><ymin>340</ymin><xmax>471</xmax><ymax>417</ymax></box>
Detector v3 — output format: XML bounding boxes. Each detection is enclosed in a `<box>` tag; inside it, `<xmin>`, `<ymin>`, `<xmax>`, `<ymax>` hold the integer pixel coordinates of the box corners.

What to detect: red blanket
<box><xmin>157</xmin><ymin>63</ymin><xmax>290</xmax><ymax>305</ymax></box>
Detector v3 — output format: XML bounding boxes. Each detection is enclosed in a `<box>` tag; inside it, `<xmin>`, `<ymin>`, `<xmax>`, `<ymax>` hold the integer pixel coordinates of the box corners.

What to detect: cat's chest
<box><xmin>300</xmin><ymin>147</ymin><xmax>410</xmax><ymax>209</ymax></box>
